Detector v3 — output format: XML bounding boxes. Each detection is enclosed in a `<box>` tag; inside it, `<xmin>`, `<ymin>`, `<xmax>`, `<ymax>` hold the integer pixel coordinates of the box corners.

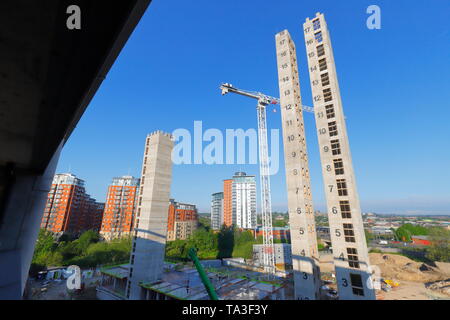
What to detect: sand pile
<box><xmin>369</xmin><ymin>253</ymin><xmax>446</xmax><ymax>283</ymax></box>
<box><xmin>425</xmin><ymin>279</ymin><xmax>450</xmax><ymax>296</ymax></box>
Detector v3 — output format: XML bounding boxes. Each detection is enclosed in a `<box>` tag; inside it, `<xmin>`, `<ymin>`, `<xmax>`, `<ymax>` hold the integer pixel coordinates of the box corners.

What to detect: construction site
<box><xmin>1</xmin><ymin>0</ymin><xmax>448</xmax><ymax>306</ymax></box>
<box><xmin>76</xmin><ymin>11</ymin><xmax>449</xmax><ymax>300</ymax></box>
<box><xmin>94</xmin><ymin>12</ymin><xmax>386</xmax><ymax>301</ymax></box>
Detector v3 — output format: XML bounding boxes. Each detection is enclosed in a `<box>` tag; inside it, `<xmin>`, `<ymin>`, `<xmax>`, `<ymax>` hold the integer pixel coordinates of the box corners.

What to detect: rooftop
<box><xmin>100</xmin><ymin>263</ymin><xmax>284</xmax><ymax>300</ymax></box>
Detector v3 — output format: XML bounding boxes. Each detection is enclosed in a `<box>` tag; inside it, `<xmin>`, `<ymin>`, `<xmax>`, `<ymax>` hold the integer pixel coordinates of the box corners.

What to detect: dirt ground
<box><xmin>318</xmin><ymin>252</ymin><xmax>450</xmax><ymax>300</ymax></box>
<box><xmin>378</xmin><ymin>280</ymin><xmax>449</xmax><ymax>300</ymax></box>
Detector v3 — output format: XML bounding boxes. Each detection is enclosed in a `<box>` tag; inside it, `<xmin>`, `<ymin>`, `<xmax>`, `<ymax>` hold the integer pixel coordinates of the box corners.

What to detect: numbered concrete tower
<box><xmin>126</xmin><ymin>131</ymin><xmax>174</xmax><ymax>300</ymax></box>
<box><xmin>303</xmin><ymin>13</ymin><xmax>375</xmax><ymax>300</ymax></box>
<box><xmin>276</xmin><ymin>30</ymin><xmax>321</xmax><ymax>300</ymax></box>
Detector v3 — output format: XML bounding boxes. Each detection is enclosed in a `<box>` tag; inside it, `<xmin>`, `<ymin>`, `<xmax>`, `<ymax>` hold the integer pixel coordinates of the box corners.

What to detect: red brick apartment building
<box><xmin>167</xmin><ymin>199</ymin><xmax>198</xmax><ymax>241</ymax></box>
<box><xmin>40</xmin><ymin>173</ymin><xmax>104</xmax><ymax>235</ymax></box>
<box><xmin>100</xmin><ymin>176</ymin><xmax>139</xmax><ymax>240</ymax></box>
<box><xmin>223</xmin><ymin>179</ymin><xmax>233</xmax><ymax>227</ymax></box>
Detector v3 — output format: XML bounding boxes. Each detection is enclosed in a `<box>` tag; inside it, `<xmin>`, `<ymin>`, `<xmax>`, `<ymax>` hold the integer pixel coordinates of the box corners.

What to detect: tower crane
<box><xmin>219</xmin><ymin>83</ymin><xmax>313</xmax><ymax>277</ymax></box>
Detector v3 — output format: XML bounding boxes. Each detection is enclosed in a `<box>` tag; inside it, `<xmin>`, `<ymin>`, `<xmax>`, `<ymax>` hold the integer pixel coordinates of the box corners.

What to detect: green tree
<box><xmin>273</xmin><ymin>220</ymin><xmax>287</xmax><ymax>228</ymax></box>
<box><xmin>217</xmin><ymin>225</ymin><xmax>234</xmax><ymax>259</ymax></box>
<box><xmin>394</xmin><ymin>223</ymin><xmax>429</xmax><ymax>242</ymax></box>
<box><xmin>166</xmin><ymin>240</ymin><xmax>188</xmax><ymax>261</ymax></box>
<box><xmin>426</xmin><ymin>227</ymin><xmax>450</xmax><ymax>262</ymax></box>
<box><xmin>31</xmin><ymin>229</ymin><xmax>59</xmax><ymax>271</ymax></box>
<box><xmin>365</xmin><ymin>229</ymin><xmax>374</xmax><ymax>245</ymax></box>
<box><xmin>187</xmin><ymin>227</ymin><xmax>218</xmax><ymax>259</ymax></box>
<box><xmin>33</xmin><ymin>229</ymin><xmax>56</xmax><ymax>255</ymax></box>
<box><xmin>76</xmin><ymin>230</ymin><xmax>100</xmax><ymax>255</ymax></box>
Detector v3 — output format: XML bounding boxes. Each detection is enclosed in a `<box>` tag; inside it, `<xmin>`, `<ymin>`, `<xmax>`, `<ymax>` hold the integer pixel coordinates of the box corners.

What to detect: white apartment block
<box><xmin>232</xmin><ymin>172</ymin><xmax>256</xmax><ymax>229</ymax></box>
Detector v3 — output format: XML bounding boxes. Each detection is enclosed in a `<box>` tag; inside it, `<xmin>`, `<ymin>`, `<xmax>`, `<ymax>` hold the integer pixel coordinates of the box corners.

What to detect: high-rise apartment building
<box><xmin>210</xmin><ymin>192</ymin><xmax>224</xmax><ymax>230</ymax></box>
<box><xmin>220</xmin><ymin>172</ymin><xmax>257</xmax><ymax>230</ymax></box>
<box><xmin>100</xmin><ymin>176</ymin><xmax>140</xmax><ymax>240</ymax></box>
<box><xmin>232</xmin><ymin>172</ymin><xmax>257</xmax><ymax>229</ymax></box>
<box><xmin>303</xmin><ymin>12</ymin><xmax>375</xmax><ymax>300</ymax></box>
<box><xmin>40</xmin><ymin>173</ymin><xmax>102</xmax><ymax>235</ymax></box>
<box><xmin>167</xmin><ymin>199</ymin><xmax>198</xmax><ymax>241</ymax></box>
<box><xmin>223</xmin><ymin>179</ymin><xmax>233</xmax><ymax>227</ymax></box>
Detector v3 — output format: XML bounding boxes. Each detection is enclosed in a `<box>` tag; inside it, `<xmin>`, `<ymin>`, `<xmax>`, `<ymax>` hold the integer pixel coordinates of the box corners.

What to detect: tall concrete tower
<box><xmin>276</xmin><ymin>30</ymin><xmax>321</xmax><ymax>300</ymax></box>
<box><xmin>303</xmin><ymin>13</ymin><xmax>375</xmax><ymax>300</ymax></box>
<box><xmin>126</xmin><ymin>131</ymin><xmax>174</xmax><ymax>300</ymax></box>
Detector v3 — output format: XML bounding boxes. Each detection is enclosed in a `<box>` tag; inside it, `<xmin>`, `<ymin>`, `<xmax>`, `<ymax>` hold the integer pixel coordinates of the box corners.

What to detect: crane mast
<box><xmin>220</xmin><ymin>83</ymin><xmax>315</xmax><ymax>277</ymax></box>
<box><xmin>220</xmin><ymin>83</ymin><xmax>276</xmax><ymax>276</ymax></box>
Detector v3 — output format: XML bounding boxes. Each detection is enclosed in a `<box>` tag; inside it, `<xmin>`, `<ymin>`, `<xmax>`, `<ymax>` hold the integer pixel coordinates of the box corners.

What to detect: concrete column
<box><xmin>126</xmin><ymin>131</ymin><xmax>174</xmax><ymax>300</ymax></box>
<box><xmin>303</xmin><ymin>12</ymin><xmax>375</xmax><ymax>300</ymax></box>
<box><xmin>0</xmin><ymin>143</ymin><xmax>62</xmax><ymax>299</ymax></box>
<box><xmin>276</xmin><ymin>29</ymin><xmax>321</xmax><ymax>300</ymax></box>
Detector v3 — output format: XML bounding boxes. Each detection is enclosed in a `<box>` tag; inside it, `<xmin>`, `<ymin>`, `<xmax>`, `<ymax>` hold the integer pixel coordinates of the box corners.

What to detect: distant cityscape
<box><xmin>39</xmin><ymin>172</ymin><xmax>450</xmax><ymax>244</ymax></box>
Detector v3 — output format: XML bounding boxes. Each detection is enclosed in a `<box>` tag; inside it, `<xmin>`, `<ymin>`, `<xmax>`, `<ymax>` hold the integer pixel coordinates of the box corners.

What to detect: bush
<box><xmin>30</xmin><ymin>229</ymin><xmax>132</xmax><ymax>272</ymax></box>
<box><xmin>394</xmin><ymin>223</ymin><xmax>429</xmax><ymax>242</ymax></box>
<box><xmin>426</xmin><ymin>227</ymin><xmax>450</xmax><ymax>262</ymax></box>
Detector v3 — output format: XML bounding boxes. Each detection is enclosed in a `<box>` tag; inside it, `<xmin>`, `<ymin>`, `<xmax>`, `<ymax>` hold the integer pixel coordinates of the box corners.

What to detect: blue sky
<box><xmin>57</xmin><ymin>0</ymin><xmax>450</xmax><ymax>214</ymax></box>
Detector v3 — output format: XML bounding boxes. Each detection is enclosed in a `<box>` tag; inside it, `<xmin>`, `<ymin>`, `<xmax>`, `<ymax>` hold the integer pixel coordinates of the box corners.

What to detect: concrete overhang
<box><xmin>0</xmin><ymin>0</ymin><xmax>152</xmax><ymax>174</ymax></box>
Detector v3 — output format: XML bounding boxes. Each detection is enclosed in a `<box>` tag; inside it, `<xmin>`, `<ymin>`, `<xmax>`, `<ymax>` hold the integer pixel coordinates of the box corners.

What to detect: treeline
<box><xmin>393</xmin><ymin>223</ymin><xmax>429</xmax><ymax>242</ymax></box>
<box><xmin>31</xmin><ymin>229</ymin><xmax>131</xmax><ymax>274</ymax></box>
<box><xmin>165</xmin><ymin>225</ymin><xmax>289</xmax><ymax>262</ymax></box>
<box><xmin>389</xmin><ymin>223</ymin><xmax>450</xmax><ymax>262</ymax></box>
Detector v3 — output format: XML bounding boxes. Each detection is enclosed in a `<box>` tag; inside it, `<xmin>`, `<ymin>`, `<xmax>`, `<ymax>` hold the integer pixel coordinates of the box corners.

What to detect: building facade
<box><xmin>167</xmin><ymin>199</ymin><xmax>198</xmax><ymax>241</ymax></box>
<box><xmin>210</xmin><ymin>192</ymin><xmax>224</xmax><ymax>230</ymax></box>
<box><xmin>218</xmin><ymin>173</ymin><xmax>257</xmax><ymax>230</ymax></box>
<box><xmin>223</xmin><ymin>179</ymin><xmax>233</xmax><ymax>227</ymax></box>
<box><xmin>40</xmin><ymin>173</ymin><xmax>103</xmax><ymax>235</ymax></box>
<box><xmin>303</xmin><ymin>12</ymin><xmax>375</xmax><ymax>300</ymax></box>
<box><xmin>232</xmin><ymin>172</ymin><xmax>257</xmax><ymax>229</ymax></box>
<box><xmin>100</xmin><ymin>176</ymin><xmax>140</xmax><ymax>240</ymax></box>
<box><xmin>253</xmin><ymin>243</ymin><xmax>292</xmax><ymax>270</ymax></box>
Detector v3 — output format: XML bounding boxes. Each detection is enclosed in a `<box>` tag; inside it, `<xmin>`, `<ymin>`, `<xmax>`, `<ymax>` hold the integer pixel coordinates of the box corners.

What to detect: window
<box><xmin>337</xmin><ymin>179</ymin><xmax>348</xmax><ymax>196</ymax></box>
<box><xmin>313</xmin><ymin>19</ymin><xmax>321</xmax><ymax>30</ymax></box>
<box><xmin>319</xmin><ymin>58</ymin><xmax>327</xmax><ymax>71</ymax></box>
<box><xmin>347</xmin><ymin>248</ymin><xmax>360</xmax><ymax>268</ymax></box>
<box><xmin>317</xmin><ymin>44</ymin><xmax>325</xmax><ymax>57</ymax></box>
<box><xmin>328</xmin><ymin>121</ymin><xmax>338</xmax><ymax>137</ymax></box>
<box><xmin>343</xmin><ymin>223</ymin><xmax>355</xmax><ymax>242</ymax></box>
<box><xmin>331</xmin><ymin>139</ymin><xmax>341</xmax><ymax>155</ymax></box>
<box><xmin>323</xmin><ymin>88</ymin><xmax>332</xmax><ymax>102</ymax></box>
<box><xmin>321</xmin><ymin>72</ymin><xmax>330</xmax><ymax>86</ymax></box>
<box><xmin>340</xmin><ymin>200</ymin><xmax>351</xmax><ymax>218</ymax></box>
<box><xmin>350</xmin><ymin>273</ymin><xmax>365</xmax><ymax>296</ymax></box>
<box><xmin>315</xmin><ymin>32</ymin><xmax>323</xmax><ymax>43</ymax></box>
<box><xmin>333</xmin><ymin>159</ymin><xmax>344</xmax><ymax>175</ymax></box>
<box><xmin>325</xmin><ymin>104</ymin><xmax>335</xmax><ymax>119</ymax></box>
